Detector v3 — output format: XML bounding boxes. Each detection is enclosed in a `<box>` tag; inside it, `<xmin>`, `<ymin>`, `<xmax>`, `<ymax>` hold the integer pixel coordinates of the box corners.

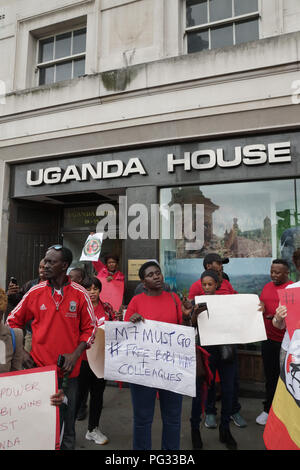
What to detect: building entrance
<box><xmin>7</xmin><ymin>190</ymin><xmax>124</xmax><ymax>289</ymax></box>
<box><xmin>62</xmin><ymin>203</ymin><xmax>123</xmax><ymax>277</ymax></box>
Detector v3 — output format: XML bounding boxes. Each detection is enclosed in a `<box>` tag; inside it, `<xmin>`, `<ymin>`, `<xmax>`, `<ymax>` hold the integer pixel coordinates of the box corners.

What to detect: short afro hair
<box><xmin>272</xmin><ymin>258</ymin><xmax>289</xmax><ymax>269</ymax></box>
<box><xmin>138</xmin><ymin>261</ymin><xmax>161</xmax><ymax>280</ymax></box>
<box><xmin>201</xmin><ymin>270</ymin><xmax>220</xmax><ymax>285</ymax></box>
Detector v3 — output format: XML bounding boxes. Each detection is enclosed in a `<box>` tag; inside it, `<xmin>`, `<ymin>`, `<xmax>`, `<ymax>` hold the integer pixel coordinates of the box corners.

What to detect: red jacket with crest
<box><xmin>7</xmin><ymin>278</ymin><xmax>96</xmax><ymax>378</ymax></box>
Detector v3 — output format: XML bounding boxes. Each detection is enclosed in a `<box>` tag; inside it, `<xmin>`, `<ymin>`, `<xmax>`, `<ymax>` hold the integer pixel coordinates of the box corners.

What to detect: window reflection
<box><xmin>186</xmin><ymin>0</ymin><xmax>208</xmax><ymax>27</ymax></box>
<box><xmin>187</xmin><ymin>30</ymin><xmax>209</xmax><ymax>53</ymax></box>
<box><xmin>160</xmin><ymin>180</ymin><xmax>300</xmax><ymax>297</ymax></box>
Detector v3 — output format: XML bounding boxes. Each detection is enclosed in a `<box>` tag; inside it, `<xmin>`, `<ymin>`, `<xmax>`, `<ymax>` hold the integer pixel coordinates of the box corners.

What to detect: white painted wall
<box><xmin>1</xmin><ymin>0</ymin><xmax>300</xmax><ymax>94</ymax></box>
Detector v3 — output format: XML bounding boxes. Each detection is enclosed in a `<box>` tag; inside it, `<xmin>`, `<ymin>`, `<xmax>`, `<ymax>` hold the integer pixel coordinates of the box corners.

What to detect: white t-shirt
<box><xmin>281</xmin><ymin>281</ymin><xmax>300</xmax><ymax>351</ymax></box>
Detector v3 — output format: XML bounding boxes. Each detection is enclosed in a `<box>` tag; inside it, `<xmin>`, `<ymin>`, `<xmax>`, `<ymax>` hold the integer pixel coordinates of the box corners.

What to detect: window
<box><xmin>186</xmin><ymin>0</ymin><xmax>259</xmax><ymax>53</ymax></box>
<box><xmin>160</xmin><ymin>179</ymin><xmax>300</xmax><ymax>295</ymax></box>
<box><xmin>37</xmin><ymin>27</ymin><xmax>86</xmax><ymax>86</ymax></box>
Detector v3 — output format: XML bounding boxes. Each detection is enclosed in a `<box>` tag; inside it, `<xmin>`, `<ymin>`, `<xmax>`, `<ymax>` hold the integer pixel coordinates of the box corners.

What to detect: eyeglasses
<box><xmin>48</xmin><ymin>244</ymin><xmax>63</xmax><ymax>251</ymax></box>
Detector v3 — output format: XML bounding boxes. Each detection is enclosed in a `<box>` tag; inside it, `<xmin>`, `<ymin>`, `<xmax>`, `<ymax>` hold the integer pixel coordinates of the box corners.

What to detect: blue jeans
<box><xmin>129</xmin><ymin>383</ymin><xmax>183</xmax><ymax>450</ymax></box>
<box><xmin>191</xmin><ymin>346</ymin><xmax>236</xmax><ymax>429</ymax></box>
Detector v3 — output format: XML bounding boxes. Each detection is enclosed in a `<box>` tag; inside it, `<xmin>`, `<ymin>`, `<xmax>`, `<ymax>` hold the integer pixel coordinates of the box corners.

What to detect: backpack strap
<box><xmin>9</xmin><ymin>328</ymin><xmax>16</xmax><ymax>354</ymax></box>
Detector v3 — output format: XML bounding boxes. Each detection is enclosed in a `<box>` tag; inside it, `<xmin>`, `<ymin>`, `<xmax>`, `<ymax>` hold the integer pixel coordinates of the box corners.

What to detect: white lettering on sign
<box><xmin>167</xmin><ymin>142</ymin><xmax>291</xmax><ymax>172</ymax></box>
<box><xmin>26</xmin><ymin>157</ymin><xmax>147</xmax><ymax>186</ymax></box>
<box><xmin>25</xmin><ymin>142</ymin><xmax>292</xmax><ymax>187</ymax></box>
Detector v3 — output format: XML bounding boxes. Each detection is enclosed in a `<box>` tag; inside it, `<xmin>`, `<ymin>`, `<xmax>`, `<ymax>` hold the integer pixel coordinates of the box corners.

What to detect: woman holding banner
<box><xmin>124</xmin><ymin>260</ymin><xmax>193</xmax><ymax>451</ymax></box>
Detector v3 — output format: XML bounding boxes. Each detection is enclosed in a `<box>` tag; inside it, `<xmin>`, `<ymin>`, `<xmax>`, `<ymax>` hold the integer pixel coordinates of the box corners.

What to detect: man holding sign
<box><xmin>7</xmin><ymin>245</ymin><xmax>96</xmax><ymax>450</ymax></box>
<box><xmin>123</xmin><ymin>261</ymin><xmax>193</xmax><ymax>450</ymax></box>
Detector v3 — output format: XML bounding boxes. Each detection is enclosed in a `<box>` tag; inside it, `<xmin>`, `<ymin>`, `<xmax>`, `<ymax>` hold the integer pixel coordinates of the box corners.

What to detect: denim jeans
<box><xmin>129</xmin><ymin>383</ymin><xmax>183</xmax><ymax>450</ymax></box>
<box><xmin>58</xmin><ymin>376</ymin><xmax>78</xmax><ymax>450</ymax></box>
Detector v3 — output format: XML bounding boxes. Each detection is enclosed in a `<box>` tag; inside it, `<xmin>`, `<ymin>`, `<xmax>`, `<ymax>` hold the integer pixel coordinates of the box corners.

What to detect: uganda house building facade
<box><xmin>1</xmin><ymin>0</ymin><xmax>300</xmax><ymax>384</ymax></box>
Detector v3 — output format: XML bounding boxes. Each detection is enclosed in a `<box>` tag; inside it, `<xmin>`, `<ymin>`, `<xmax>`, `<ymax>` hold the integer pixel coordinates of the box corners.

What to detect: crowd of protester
<box><xmin>1</xmin><ymin>242</ymin><xmax>299</xmax><ymax>451</ymax></box>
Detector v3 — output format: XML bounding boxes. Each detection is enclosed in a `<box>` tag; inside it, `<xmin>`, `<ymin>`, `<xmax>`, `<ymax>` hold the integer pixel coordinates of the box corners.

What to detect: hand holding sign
<box><xmin>104</xmin><ymin>320</ymin><xmax>196</xmax><ymax>397</ymax></box>
<box><xmin>195</xmin><ymin>294</ymin><xmax>267</xmax><ymax>346</ymax></box>
<box><xmin>0</xmin><ymin>366</ymin><xmax>59</xmax><ymax>450</ymax></box>
<box><xmin>278</xmin><ymin>287</ymin><xmax>300</xmax><ymax>338</ymax></box>
<box><xmin>80</xmin><ymin>233</ymin><xmax>103</xmax><ymax>262</ymax></box>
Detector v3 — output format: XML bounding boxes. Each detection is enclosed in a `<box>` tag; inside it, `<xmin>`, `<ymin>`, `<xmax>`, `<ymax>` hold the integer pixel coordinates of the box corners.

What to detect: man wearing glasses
<box><xmin>7</xmin><ymin>244</ymin><xmax>96</xmax><ymax>450</ymax></box>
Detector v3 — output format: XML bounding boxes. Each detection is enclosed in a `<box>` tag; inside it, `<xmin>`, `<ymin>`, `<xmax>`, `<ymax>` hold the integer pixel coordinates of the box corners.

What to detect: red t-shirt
<box><xmin>188</xmin><ymin>278</ymin><xmax>237</xmax><ymax>300</ymax></box>
<box><xmin>124</xmin><ymin>291</ymin><xmax>182</xmax><ymax>325</ymax></box>
<box><xmin>260</xmin><ymin>280</ymin><xmax>293</xmax><ymax>342</ymax></box>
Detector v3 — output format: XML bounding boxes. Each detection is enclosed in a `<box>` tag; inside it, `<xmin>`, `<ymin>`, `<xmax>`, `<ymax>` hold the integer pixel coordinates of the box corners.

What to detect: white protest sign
<box><xmin>104</xmin><ymin>320</ymin><xmax>196</xmax><ymax>397</ymax></box>
<box><xmin>0</xmin><ymin>366</ymin><xmax>59</xmax><ymax>450</ymax></box>
<box><xmin>80</xmin><ymin>233</ymin><xmax>103</xmax><ymax>261</ymax></box>
<box><xmin>195</xmin><ymin>294</ymin><xmax>267</xmax><ymax>346</ymax></box>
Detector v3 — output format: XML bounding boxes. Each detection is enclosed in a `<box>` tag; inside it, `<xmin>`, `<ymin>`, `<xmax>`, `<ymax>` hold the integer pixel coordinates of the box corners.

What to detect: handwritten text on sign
<box><xmin>104</xmin><ymin>320</ymin><xmax>196</xmax><ymax>397</ymax></box>
<box><xmin>0</xmin><ymin>366</ymin><xmax>58</xmax><ymax>450</ymax></box>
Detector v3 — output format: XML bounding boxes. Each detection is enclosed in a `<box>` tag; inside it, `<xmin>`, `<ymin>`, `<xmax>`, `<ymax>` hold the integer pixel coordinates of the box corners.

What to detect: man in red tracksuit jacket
<box><xmin>7</xmin><ymin>245</ymin><xmax>96</xmax><ymax>450</ymax></box>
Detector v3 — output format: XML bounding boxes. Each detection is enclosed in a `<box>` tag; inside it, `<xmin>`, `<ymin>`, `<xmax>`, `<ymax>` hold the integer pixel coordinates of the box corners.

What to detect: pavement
<box><xmin>74</xmin><ymin>383</ymin><xmax>266</xmax><ymax>451</ymax></box>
